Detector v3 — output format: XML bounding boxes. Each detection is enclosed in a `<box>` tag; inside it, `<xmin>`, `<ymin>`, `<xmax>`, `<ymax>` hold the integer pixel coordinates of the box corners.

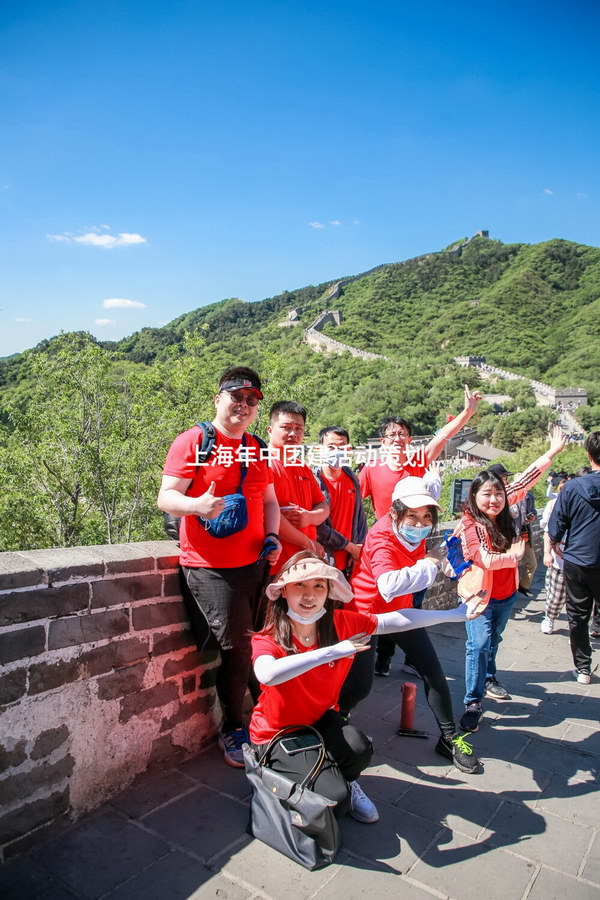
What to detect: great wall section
<box><xmin>277</xmin><ymin>232</ymin><xmax>588</xmax><ymax>435</ymax></box>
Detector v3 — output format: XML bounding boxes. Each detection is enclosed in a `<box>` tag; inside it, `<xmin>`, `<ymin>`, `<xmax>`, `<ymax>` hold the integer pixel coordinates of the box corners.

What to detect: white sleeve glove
<box><xmin>376</xmin><ymin>558</ymin><xmax>439</xmax><ymax>603</ymax></box>
<box><xmin>254</xmin><ymin>640</ymin><xmax>360</xmax><ymax>686</ymax></box>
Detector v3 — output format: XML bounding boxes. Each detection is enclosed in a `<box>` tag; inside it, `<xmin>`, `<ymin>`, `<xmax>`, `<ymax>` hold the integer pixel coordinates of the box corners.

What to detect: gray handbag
<box><xmin>243</xmin><ymin>725</ymin><xmax>341</xmax><ymax>870</ymax></box>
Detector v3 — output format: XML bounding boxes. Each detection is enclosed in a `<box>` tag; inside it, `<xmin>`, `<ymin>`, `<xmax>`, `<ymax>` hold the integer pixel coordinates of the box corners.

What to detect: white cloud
<box><xmin>15</xmin><ymin>317</ymin><xmax>32</xmax><ymax>322</ymax></box>
<box><xmin>308</xmin><ymin>221</ymin><xmax>325</xmax><ymax>229</ymax></box>
<box><xmin>74</xmin><ymin>232</ymin><xmax>147</xmax><ymax>248</ymax></box>
<box><xmin>330</xmin><ymin>220</ymin><xmax>341</xmax><ymax>226</ymax></box>
<box><xmin>543</xmin><ymin>188</ymin><xmax>554</xmax><ymax>195</ymax></box>
<box><xmin>102</xmin><ymin>297</ymin><xmax>147</xmax><ymax>309</ymax></box>
<box><xmin>47</xmin><ymin>228</ymin><xmax>147</xmax><ymax>248</ymax></box>
<box><xmin>352</xmin><ymin>219</ymin><xmax>360</xmax><ymax>225</ymax></box>
<box><xmin>94</xmin><ymin>318</ymin><xmax>116</xmax><ymax>326</ymax></box>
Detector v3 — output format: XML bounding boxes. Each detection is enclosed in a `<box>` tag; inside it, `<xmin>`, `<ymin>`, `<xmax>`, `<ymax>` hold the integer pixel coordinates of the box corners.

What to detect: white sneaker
<box><xmin>401</xmin><ymin>663</ymin><xmax>423</xmax><ymax>679</ymax></box>
<box><xmin>348</xmin><ymin>781</ymin><xmax>379</xmax><ymax>823</ymax></box>
<box><xmin>573</xmin><ymin>669</ymin><xmax>591</xmax><ymax>685</ymax></box>
<box><xmin>540</xmin><ymin>617</ymin><xmax>554</xmax><ymax>635</ymax></box>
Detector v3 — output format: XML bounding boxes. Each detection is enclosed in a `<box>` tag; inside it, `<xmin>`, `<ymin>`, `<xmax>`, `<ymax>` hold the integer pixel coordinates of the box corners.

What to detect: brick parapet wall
<box><xmin>0</xmin><ymin>542</ymin><xmax>219</xmax><ymax>862</ymax></box>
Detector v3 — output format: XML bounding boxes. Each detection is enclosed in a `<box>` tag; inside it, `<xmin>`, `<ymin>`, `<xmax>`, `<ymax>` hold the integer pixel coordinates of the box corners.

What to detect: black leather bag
<box><xmin>243</xmin><ymin>725</ymin><xmax>341</xmax><ymax>870</ymax></box>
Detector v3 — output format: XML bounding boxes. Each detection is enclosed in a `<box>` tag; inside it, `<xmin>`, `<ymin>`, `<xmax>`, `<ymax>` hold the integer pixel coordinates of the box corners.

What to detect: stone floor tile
<box><xmin>217</xmin><ymin>836</ymin><xmax>339</xmax><ymax>899</ymax></box>
<box><xmin>30</xmin><ymin>808</ymin><xmax>170</xmax><ymax>899</ymax></box>
<box><xmin>357</xmin><ymin>757</ymin><xmax>421</xmax><ymax>805</ymax></box>
<box><xmin>485</xmin><ymin>804</ymin><xmax>593</xmax><ymax>874</ymax></box>
<box><xmin>516</xmin><ymin>736</ymin><xmax>600</xmax><ymax>782</ymax></box>
<box><xmin>313</xmin><ymin>853</ymin><xmax>433</xmax><ymax>898</ymax></box>
<box><xmin>581</xmin><ymin>831</ymin><xmax>600</xmax><ymax>886</ymax></box>
<box><xmin>337</xmin><ymin>804</ymin><xmax>447</xmax><ymax>874</ymax></box>
<box><xmin>375</xmin><ymin>730</ymin><xmax>457</xmax><ymax>778</ymax></box>
<box><xmin>528</xmin><ymin>866</ymin><xmax>600</xmax><ymax>899</ymax></box>
<box><xmin>142</xmin><ymin>785</ymin><xmax>248</xmax><ymax>863</ymax></box>
<box><xmin>468</xmin><ymin>755</ymin><xmax>551</xmax><ymax>800</ymax></box>
<box><xmin>0</xmin><ymin>858</ymin><xmax>78</xmax><ymax>899</ymax></box>
<box><xmin>396</xmin><ymin>779</ymin><xmax>503</xmax><ymax>839</ymax></box>
<box><xmin>103</xmin><ymin>849</ymin><xmax>250</xmax><ymax>900</ymax></box>
<box><xmin>462</xmin><ymin>721</ymin><xmax>529</xmax><ymax>762</ymax></box>
<box><xmin>490</xmin><ymin>710</ymin><xmax>570</xmax><ymax>741</ymax></box>
<box><xmin>559</xmin><ymin>722</ymin><xmax>600</xmax><ymax>758</ymax></box>
<box><xmin>177</xmin><ymin>743</ymin><xmax>252</xmax><ymax>801</ymax></box>
<box><xmin>536</xmin><ymin>773</ymin><xmax>599</xmax><ymax>825</ymax></box>
<box><xmin>109</xmin><ymin>769</ymin><xmax>195</xmax><ymax>819</ymax></box>
<box><xmin>411</xmin><ymin>834</ymin><xmax>536</xmax><ymax>900</ymax></box>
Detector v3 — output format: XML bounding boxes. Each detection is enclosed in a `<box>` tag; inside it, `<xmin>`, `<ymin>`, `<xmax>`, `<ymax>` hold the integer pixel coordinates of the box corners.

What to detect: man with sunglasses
<box><xmin>158</xmin><ymin>367</ymin><xmax>281</xmax><ymax>767</ymax></box>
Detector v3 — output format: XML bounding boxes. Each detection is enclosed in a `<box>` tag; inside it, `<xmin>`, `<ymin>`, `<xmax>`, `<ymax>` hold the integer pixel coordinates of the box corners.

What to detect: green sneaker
<box><xmin>436</xmin><ymin>733</ymin><xmax>480</xmax><ymax>774</ymax></box>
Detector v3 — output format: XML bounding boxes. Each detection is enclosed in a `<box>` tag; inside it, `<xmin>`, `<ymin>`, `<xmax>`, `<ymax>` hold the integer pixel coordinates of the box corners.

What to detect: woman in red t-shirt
<box><xmin>339</xmin><ymin>476</ymin><xmax>486</xmax><ymax>775</ymax></box>
<box><xmin>250</xmin><ymin>551</ymin><xmax>484</xmax><ymax>823</ymax></box>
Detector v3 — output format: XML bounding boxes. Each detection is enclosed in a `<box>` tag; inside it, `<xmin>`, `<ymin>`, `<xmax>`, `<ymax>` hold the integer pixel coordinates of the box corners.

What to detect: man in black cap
<box><xmin>158</xmin><ymin>366</ymin><xmax>282</xmax><ymax>766</ymax></box>
<box><xmin>488</xmin><ymin>464</ymin><xmax>538</xmax><ymax>597</ymax></box>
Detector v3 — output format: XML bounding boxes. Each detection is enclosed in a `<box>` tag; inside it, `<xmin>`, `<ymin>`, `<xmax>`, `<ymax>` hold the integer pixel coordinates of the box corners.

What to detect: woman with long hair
<box><xmin>456</xmin><ymin>426</ymin><xmax>566</xmax><ymax>733</ymax></box>
<box><xmin>249</xmin><ymin>551</ymin><xmax>487</xmax><ymax>824</ymax></box>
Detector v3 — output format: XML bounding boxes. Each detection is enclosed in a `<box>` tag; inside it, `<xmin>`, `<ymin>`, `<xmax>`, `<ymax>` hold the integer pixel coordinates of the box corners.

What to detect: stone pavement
<box><xmin>2</xmin><ymin>571</ymin><xmax>599</xmax><ymax>900</ymax></box>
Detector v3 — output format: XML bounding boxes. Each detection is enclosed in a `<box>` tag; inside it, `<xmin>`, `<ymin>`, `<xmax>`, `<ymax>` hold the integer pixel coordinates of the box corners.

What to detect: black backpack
<box><xmin>163</xmin><ymin>422</ymin><xmax>268</xmax><ymax>542</ymax></box>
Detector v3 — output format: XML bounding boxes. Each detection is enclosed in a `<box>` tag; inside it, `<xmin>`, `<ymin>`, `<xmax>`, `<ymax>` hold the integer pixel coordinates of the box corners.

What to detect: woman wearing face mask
<box><xmin>338</xmin><ymin>477</ymin><xmax>484</xmax><ymax>774</ymax></box>
<box><xmin>250</xmin><ymin>551</ymin><xmax>488</xmax><ymax>823</ymax></box>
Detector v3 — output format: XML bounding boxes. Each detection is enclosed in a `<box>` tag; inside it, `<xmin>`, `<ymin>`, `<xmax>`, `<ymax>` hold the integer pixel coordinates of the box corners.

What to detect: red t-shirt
<box><xmin>491</xmin><ymin>568</ymin><xmax>517</xmax><ymax>600</ymax></box>
<box><xmin>271</xmin><ymin>458</ymin><xmax>325</xmax><ymax>570</ymax></box>
<box><xmin>321</xmin><ymin>470</ymin><xmax>355</xmax><ymax>571</ymax></box>
<box><xmin>162</xmin><ymin>426</ymin><xmax>273</xmax><ymax>568</ymax></box>
<box><xmin>249</xmin><ymin>609</ymin><xmax>378</xmax><ymax>744</ymax></box>
<box><xmin>349</xmin><ymin>514</ymin><xmax>426</xmax><ymax>615</ymax></box>
<box><xmin>359</xmin><ymin>459</ymin><xmax>427</xmax><ymax>519</ymax></box>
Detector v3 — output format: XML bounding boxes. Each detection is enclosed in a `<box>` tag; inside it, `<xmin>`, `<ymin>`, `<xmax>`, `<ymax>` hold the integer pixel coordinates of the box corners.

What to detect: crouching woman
<box><xmin>249</xmin><ymin>551</ymin><xmax>485</xmax><ymax>824</ymax></box>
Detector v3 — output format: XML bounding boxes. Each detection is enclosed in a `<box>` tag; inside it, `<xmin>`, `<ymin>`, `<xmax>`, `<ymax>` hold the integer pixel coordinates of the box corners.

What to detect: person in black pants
<box><xmin>549</xmin><ymin>432</ymin><xmax>600</xmax><ymax>684</ymax></box>
<box><xmin>339</xmin><ymin>476</ymin><xmax>486</xmax><ymax>774</ymax></box>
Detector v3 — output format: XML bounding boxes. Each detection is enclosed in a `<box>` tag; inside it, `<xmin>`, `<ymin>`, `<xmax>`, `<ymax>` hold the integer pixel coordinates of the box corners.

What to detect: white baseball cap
<box><xmin>392</xmin><ymin>476</ymin><xmax>442</xmax><ymax>510</ymax></box>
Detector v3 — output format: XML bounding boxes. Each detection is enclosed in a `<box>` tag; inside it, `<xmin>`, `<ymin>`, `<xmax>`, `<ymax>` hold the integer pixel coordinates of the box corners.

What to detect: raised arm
<box><xmin>254</xmin><ymin>636</ymin><xmax>370</xmax><ymax>686</ymax></box>
<box><xmin>425</xmin><ymin>385</ymin><xmax>482</xmax><ymax>464</ymax></box>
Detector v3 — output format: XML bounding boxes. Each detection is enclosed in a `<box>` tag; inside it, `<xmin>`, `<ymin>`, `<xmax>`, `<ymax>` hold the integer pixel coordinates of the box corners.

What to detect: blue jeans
<box><xmin>464</xmin><ymin>592</ymin><xmax>518</xmax><ymax>705</ymax></box>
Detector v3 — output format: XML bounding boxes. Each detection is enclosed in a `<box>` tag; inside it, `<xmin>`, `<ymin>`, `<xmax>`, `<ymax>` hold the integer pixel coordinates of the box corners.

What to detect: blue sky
<box><xmin>1</xmin><ymin>0</ymin><xmax>599</xmax><ymax>357</ymax></box>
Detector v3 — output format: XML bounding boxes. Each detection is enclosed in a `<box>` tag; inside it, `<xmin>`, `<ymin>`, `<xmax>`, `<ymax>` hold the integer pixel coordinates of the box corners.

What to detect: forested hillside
<box><xmin>1</xmin><ymin>235</ymin><xmax>597</xmax><ymax>551</ymax></box>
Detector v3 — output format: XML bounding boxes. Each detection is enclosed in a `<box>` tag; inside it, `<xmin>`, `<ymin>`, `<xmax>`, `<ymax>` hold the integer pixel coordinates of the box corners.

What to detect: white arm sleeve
<box><xmin>376</xmin><ymin>558</ymin><xmax>439</xmax><ymax>604</ymax></box>
<box><xmin>375</xmin><ymin>605</ymin><xmax>468</xmax><ymax>635</ymax></box>
<box><xmin>254</xmin><ymin>641</ymin><xmax>359</xmax><ymax>686</ymax></box>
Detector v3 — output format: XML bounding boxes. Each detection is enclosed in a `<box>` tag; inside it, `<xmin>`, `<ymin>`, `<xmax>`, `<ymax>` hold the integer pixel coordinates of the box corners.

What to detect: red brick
<box><xmin>96</xmin><ymin>662</ymin><xmax>147</xmax><ymax>700</ymax></box>
<box><xmin>152</xmin><ymin>628</ymin><xmax>195</xmax><ymax>657</ymax></box>
<box><xmin>0</xmin><ymin>626</ymin><xmax>46</xmax><ymax>664</ymax></box>
<box><xmin>162</xmin><ymin>650</ymin><xmax>202</xmax><ymax>679</ymax></box>
<box><xmin>0</xmin><ymin>583</ymin><xmax>90</xmax><ymax>626</ymax></box>
<box><xmin>119</xmin><ymin>681</ymin><xmax>179</xmax><ymax>723</ymax></box>
<box><xmin>132</xmin><ymin>602</ymin><xmax>187</xmax><ymax>631</ymax></box>
<box><xmin>91</xmin><ymin>574</ymin><xmax>162</xmax><ymax>609</ymax></box>
<box><xmin>160</xmin><ymin>695</ymin><xmax>215</xmax><ymax>732</ymax></box>
<box><xmin>48</xmin><ymin>609</ymin><xmax>129</xmax><ymax>650</ymax></box>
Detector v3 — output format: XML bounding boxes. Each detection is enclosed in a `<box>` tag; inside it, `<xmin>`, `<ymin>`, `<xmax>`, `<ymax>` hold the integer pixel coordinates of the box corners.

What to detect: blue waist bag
<box><xmin>198</xmin><ymin>435</ymin><xmax>249</xmax><ymax>538</ymax></box>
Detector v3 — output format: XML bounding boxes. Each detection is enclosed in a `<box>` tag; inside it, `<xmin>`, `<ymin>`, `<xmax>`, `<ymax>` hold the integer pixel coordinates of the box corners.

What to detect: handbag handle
<box><xmin>259</xmin><ymin>725</ymin><xmax>327</xmax><ymax>789</ymax></box>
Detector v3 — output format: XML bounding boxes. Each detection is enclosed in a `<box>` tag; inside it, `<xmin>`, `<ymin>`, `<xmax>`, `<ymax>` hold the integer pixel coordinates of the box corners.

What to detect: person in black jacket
<box><xmin>313</xmin><ymin>426</ymin><xmax>367</xmax><ymax>579</ymax></box>
<box><xmin>548</xmin><ymin>431</ymin><xmax>600</xmax><ymax>684</ymax></box>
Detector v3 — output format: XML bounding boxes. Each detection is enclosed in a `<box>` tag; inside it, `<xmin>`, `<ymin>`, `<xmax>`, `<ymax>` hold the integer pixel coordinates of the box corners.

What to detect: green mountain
<box><xmin>104</xmin><ymin>235</ymin><xmax>600</xmax><ymax>395</ymax></box>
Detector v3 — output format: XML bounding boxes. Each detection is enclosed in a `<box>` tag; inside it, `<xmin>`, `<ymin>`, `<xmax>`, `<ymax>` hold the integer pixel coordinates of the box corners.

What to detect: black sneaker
<box><xmin>374</xmin><ymin>657</ymin><xmax>391</xmax><ymax>677</ymax></box>
<box><xmin>459</xmin><ymin>702</ymin><xmax>482</xmax><ymax>733</ymax></box>
<box><xmin>518</xmin><ymin>585</ymin><xmax>533</xmax><ymax>597</ymax></box>
<box><xmin>485</xmin><ymin>677</ymin><xmax>510</xmax><ymax>700</ymax></box>
<box><xmin>436</xmin><ymin>733</ymin><xmax>480</xmax><ymax>774</ymax></box>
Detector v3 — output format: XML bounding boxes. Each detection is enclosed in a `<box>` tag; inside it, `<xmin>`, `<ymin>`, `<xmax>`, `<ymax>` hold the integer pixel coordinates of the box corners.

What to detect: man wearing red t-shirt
<box><xmin>359</xmin><ymin>385</ymin><xmax>483</xmax><ymax>519</ymax></box>
<box><xmin>157</xmin><ymin>367</ymin><xmax>282</xmax><ymax>767</ymax></box>
<box><xmin>313</xmin><ymin>426</ymin><xmax>367</xmax><ymax>577</ymax></box>
<box><xmin>267</xmin><ymin>401</ymin><xmax>329</xmax><ymax>569</ymax></box>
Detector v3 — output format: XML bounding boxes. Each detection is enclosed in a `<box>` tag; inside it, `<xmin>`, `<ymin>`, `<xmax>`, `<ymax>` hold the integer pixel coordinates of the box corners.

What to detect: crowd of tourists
<box><xmin>157</xmin><ymin>365</ymin><xmax>600</xmax><ymax>828</ymax></box>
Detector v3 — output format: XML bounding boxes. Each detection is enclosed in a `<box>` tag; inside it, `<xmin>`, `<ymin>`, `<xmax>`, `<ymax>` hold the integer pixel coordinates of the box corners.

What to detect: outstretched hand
<box><xmin>548</xmin><ymin>424</ymin><xmax>567</xmax><ymax>458</ymax></box>
<box><xmin>464</xmin><ymin>384</ymin><xmax>483</xmax><ymax>414</ymax></box>
<box><xmin>346</xmin><ymin>632</ymin><xmax>372</xmax><ymax>653</ymax></box>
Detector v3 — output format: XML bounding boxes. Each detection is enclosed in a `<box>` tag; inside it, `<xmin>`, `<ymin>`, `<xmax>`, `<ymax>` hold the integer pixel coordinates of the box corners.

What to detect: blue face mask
<box><xmin>399</xmin><ymin>523</ymin><xmax>432</xmax><ymax>544</ymax></box>
<box><xmin>325</xmin><ymin>449</ymin><xmax>346</xmax><ymax>468</ymax></box>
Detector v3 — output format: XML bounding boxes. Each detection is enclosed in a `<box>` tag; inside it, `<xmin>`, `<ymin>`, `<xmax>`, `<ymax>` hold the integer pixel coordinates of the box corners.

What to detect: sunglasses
<box><xmin>225</xmin><ymin>390</ymin><xmax>260</xmax><ymax>407</ymax></box>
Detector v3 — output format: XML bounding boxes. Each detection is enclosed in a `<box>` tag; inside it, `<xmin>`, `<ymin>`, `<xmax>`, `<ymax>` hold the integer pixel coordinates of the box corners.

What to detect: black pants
<box><xmin>253</xmin><ymin>710</ymin><xmax>373</xmax><ymax>816</ymax></box>
<box><xmin>564</xmin><ymin>560</ymin><xmax>600</xmax><ymax>674</ymax></box>
<box><xmin>339</xmin><ymin>629</ymin><xmax>455</xmax><ymax>738</ymax></box>
<box><xmin>183</xmin><ymin>561</ymin><xmax>268</xmax><ymax>731</ymax></box>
